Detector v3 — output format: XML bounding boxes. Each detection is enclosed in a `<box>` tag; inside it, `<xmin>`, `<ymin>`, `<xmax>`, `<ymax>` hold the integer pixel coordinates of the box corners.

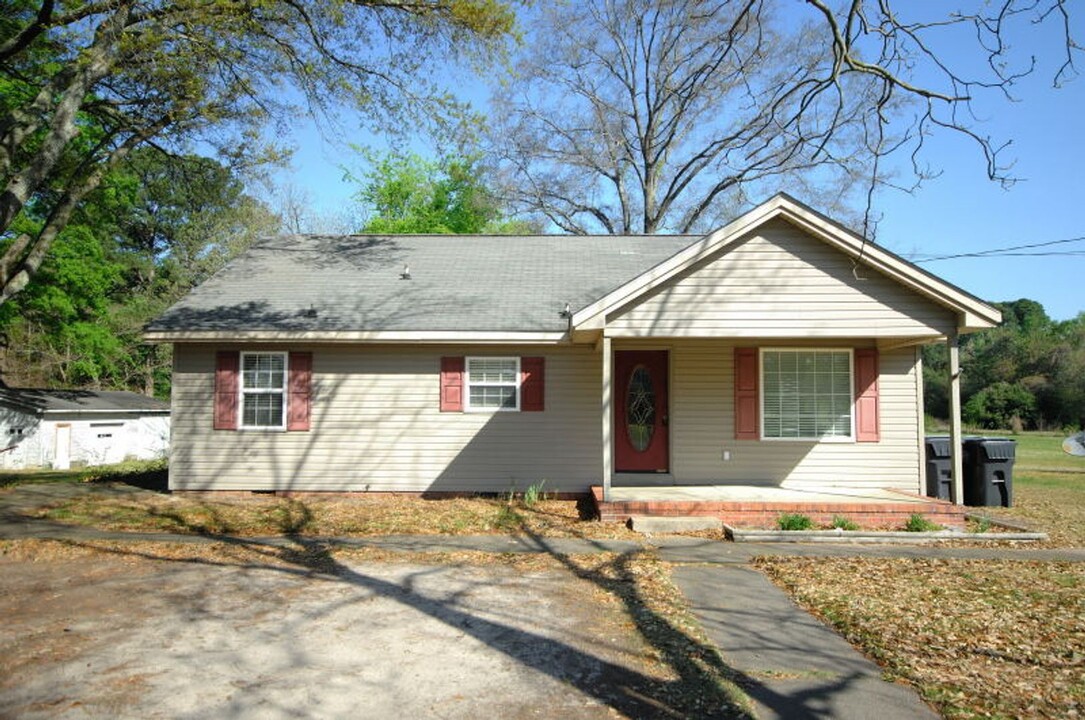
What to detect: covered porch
<box><xmin>593</xmin><ymin>333</ymin><xmax>972</xmax><ymax>529</ymax></box>
<box><xmin>571</xmin><ymin>195</ymin><xmax>1001</xmax><ymax>523</ymax></box>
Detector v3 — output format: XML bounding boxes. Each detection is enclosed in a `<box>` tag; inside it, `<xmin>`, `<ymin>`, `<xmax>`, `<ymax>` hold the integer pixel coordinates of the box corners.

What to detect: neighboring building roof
<box><xmin>146</xmin><ymin>234</ymin><xmax>695</xmax><ymax>337</ymax></box>
<box><xmin>0</xmin><ymin>388</ymin><xmax>170</xmax><ymax>415</ymax></box>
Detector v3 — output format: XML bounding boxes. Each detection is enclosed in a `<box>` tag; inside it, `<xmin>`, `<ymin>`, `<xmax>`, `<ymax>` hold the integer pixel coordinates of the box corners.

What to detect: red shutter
<box><xmin>214</xmin><ymin>351</ymin><xmax>240</xmax><ymax>430</ymax></box>
<box><xmin>287</xmin><ymin>352</ymin><xmax>312</xmax><ymax>431</ymax></box>
<box><xmin>521</xmin><ymin>357</ymin><xmax>545</xmax><ymax>411</ymax></box>
<box><xmin>440</xmin><ymin>357</ymin><xmax>464</xmax><ymax>412</ymax></box>
<box><xmin>734</xmin><ymin>347</ymin><xmax>759</xmax><ymax>440</ymax></box>
<box><xmin>854</xmin><ymin>348</ymin><xmax>880</xmax><ymax>442</ymax></box>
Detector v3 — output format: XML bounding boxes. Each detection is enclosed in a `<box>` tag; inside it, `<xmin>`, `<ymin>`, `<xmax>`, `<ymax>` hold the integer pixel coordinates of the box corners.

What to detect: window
<box><xmin>465</xmin><ymin>357</ymin><xmax>520</xmax><ymax>411</ymax></box>
<box><xmin>240</xmin><ymin>352</ymin><xmax>287</xmax><ymax>428</ymax></box>
<box><xmin>761</xmin><ymin>349</ymin><xmax>853</xmax><ymax>440</ymax></box>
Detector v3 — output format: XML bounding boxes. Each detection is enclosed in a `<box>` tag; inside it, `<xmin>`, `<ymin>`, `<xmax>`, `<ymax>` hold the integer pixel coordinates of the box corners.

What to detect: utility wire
<box><xmin>914</xmin><ymin>235</ymin><xmax>1085</xmax><ymax>263</ymax></box>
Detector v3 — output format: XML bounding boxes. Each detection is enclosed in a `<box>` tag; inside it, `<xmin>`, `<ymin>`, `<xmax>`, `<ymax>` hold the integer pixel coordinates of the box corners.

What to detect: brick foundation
<box><xmin>591</xmin><ymin>486</ymin><xmax>967</xmax><ymax>530</ymax></box>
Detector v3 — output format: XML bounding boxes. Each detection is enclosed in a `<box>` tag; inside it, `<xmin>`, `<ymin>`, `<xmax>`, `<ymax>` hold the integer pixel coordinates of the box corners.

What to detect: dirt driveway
<box><xmin>0</xmin><ymin>541</ymin><xmax>727</xmax><ymax>720</ymax></box>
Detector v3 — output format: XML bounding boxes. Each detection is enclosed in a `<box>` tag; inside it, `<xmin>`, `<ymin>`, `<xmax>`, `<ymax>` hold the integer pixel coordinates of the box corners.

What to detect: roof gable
<box><xmin>604</xmin><ymin>217</ymin><xmax>960</xmax><ymax>338</ymax></box>
<box><xmin>571</xmin><ymin>193</ymin><xmax>1002</xmax><ymax>333</ymax></box>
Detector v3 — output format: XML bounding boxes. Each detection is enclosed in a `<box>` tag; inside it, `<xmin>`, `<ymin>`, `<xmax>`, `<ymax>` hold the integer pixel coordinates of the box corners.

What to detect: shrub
<box><xmin>523</xmin><ymin>480</ymin><xmax>546</xmax><ymax>508</ymax></box>
<box><xmin>831</xmin><ymin>515</ymin><xmax>859</xmax><ymax>531</ymax></box>
<box><xmin>904</xmin><ymin>513</ymin><xmax>941</xmax><ymax>532</ymax></box>
<box><xmin>777</xmin><ymin>513</ymin><xmax>813</xmax><ymax>531</ymax></box>
<box><xmin>963</xmin><ymin>382</ymin><xmax>1038</xmax><ymax>430</ymax></box>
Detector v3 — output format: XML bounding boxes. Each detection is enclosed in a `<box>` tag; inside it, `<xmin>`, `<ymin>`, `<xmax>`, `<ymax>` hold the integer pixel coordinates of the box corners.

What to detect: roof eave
<box><xmin>144</xmin><ymin>329</ymin><xmax>572</xmax><ymax>345</ymax></box>
<box><xmin>41</xmin><ymin>408</ymin><xmax>170</xmax><ymax>416</ymax></box>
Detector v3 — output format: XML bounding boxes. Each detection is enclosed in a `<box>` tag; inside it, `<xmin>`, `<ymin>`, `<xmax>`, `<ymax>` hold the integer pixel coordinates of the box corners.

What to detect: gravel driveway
<box><xmin>1</xmin><ymin>547</ymin><xmax>670</xmax><ymax>719</ymax></box>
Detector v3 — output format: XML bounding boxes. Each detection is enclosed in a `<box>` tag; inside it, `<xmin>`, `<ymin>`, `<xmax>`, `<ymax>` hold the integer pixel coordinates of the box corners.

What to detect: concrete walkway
<box><xmin>672</xmin><ymin>565</ymin><xmax>937</xmax><ymax>720</ymax></box>
<box><xmin>3</xmin><ymin>482</ymin><xmax>1083</xmax><ymax>720</ymax></box>
<box><xmin>652</xmin><ymin>535</ymin><xmax>1085</xmax><ymax>563</ymax></box>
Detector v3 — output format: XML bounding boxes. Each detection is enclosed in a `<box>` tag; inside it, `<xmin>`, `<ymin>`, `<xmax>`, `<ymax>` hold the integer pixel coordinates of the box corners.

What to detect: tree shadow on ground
<box><xmin>28</xmin><ymin>503</ymin><xmax>880</xmax><ymax>719</ymax></box>
<box><xmin>43</xmin><ymin>527</ymin><xmax>748</xmax><ymax>717</ymax></box>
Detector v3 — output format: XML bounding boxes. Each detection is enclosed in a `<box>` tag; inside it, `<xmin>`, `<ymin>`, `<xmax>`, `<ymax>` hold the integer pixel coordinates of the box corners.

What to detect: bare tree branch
<box><xmin>489</xmin><ymin>0</ymin><xmax>1079</xmax><ymax>234</ymax></box>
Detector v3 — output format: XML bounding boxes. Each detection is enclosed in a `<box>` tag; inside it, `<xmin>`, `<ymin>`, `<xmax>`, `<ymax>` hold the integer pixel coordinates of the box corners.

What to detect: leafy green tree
<box><xmin>0</xmin><ymin>150</ymin><xmax>278</xmax><ymax>395</ymax></box>
<box><xmin>0</xmin><ymin>0</ymin><xmax>515</xmax><ymax>305</ymax></box>
<box><xmin>357</xmin><ymin>153</ymin><xmax>537</xmax><ymax>234</ymax></box>
<box><xmin>925</xmin><ymin>299</ymin><xmax>1085</xmax><ymax>430</ymax></box>
<box><xmin>963</xmin><ymin>381</ymin><xmax>1038</xmax><ymax>430</ymax></box>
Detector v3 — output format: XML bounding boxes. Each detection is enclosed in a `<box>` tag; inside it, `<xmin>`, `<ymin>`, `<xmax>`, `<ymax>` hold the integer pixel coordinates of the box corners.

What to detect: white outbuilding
<box><xmin>0</xmin><ymin>388</ymin><xmax>170</xmax><ymax>470</ymax></box>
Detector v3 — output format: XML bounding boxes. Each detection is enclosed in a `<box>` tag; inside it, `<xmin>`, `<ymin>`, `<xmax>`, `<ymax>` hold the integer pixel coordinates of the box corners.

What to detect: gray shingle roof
<box><xmin>148</xmin><ymin>234</ymin><xmax>697</xmax><ymax>333</ymax></box>
<box><xmin>0</xmin><ymin>388</ymin><xmax>170</xmax><ymax>414</ymax></box>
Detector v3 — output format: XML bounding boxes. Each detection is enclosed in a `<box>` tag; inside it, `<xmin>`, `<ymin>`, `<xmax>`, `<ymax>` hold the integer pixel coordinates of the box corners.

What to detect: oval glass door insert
<box><xmin>626</xmin><ymin>366</ymin><xmax>655</xmax><ymax>452</ymax></box>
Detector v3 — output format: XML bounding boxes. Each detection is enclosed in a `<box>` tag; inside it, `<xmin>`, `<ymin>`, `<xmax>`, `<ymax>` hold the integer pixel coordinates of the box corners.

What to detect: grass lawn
<box><xmin>0</xmin><ymin>459</ymin><xmax>167</xmax><ymax>489</ymax></box>
<box><xmin>978</xmin><ymin>433</ymin><xmax>1085</xmax><ymax>546</ymax></box>
<box><xmin>758</xmin><ymin>556</ymin><xmax>1085</xmax><ymax>719</ymax></box>
<box><xmin>0</xmin><ymin>467</ymin><xmax>88</xmax><ymax>488</ymax></box>
<box><xmin>757</xmin><ymin>433</ymin><xmax>1085</xmax><ymax>719</ymax></box>
<box><xmin>0</xmin><ymin>460</ymin><xmax>634</xmax><ymax>539</ymax></box>
<box><xmin>22</xmin><ymin>488</ymin><xmax>640</xmax><ymax>540</ymax></box>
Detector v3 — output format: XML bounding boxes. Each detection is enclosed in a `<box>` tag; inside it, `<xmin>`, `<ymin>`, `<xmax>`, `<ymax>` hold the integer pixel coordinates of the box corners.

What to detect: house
<box><xmin>0</xmin><ymin>388</ymin><xmax>170</xmax><ymax>470</ymax></box>
<box><xmin>145</xmin><ymin>194</ymin><xmax>1000</xmax><ymax>522</ymax></box>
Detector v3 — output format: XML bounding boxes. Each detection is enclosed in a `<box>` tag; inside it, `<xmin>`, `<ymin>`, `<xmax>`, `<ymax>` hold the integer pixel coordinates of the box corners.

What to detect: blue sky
<box><xmin>273</xmin><ymin>13</ymin><xmax>1084</xmax><ymax>322</ymax></box>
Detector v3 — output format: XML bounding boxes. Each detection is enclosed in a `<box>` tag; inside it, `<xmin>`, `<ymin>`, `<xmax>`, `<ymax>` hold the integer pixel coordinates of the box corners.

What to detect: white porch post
<box><xmin>948</xmin><ymin>331</ymin><xmax>964</xmax><ymax>505</ymax></box>
<box><xmin>602</xmin><ymin>335</ymin><xmax>613</xmax><ymax>502</ymax></box>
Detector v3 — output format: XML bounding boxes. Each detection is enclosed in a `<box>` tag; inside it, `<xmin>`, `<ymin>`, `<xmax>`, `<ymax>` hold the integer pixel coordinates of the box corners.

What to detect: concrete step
<box><xmin>628</xmin><ymin>515</ymin><xmax>722</xmax><ymax>534</ymax></box>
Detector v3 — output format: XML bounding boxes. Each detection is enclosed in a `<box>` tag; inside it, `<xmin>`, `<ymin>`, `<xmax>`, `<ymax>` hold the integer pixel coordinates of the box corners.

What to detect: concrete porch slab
<box><xmin>608</xmin><ymin>485</ymin><xmax>930</xmax><ymax>504</ymax></box>
<box><xmin>592</xmin><ymin>485</ymin><xmax>967</xmax><ymax>530</ymax></box>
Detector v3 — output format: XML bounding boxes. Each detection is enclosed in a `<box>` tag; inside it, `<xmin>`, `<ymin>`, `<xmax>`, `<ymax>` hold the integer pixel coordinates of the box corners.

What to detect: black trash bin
<box><xmin>962</xmin><ymin>437</ymin><xmax>1015</xmax><ymax>507</ymax></box>
<box><xmin>924</xmin><ymin>436</ymin><xmax>953</xmax><ymax>501</ymax></box>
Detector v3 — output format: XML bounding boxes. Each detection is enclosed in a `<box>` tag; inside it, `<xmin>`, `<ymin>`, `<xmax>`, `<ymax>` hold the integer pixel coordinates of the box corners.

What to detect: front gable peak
<box><xmin>571</xmin><ymin>194</ymin><xmax>1001</xmax><ymax>335</ymax></box>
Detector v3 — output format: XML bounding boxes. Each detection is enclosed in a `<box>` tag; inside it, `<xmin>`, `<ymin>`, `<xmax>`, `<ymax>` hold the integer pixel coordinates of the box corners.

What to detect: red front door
<box><xmin>614</xmin><ymin>350</ymin><xmax>669</xmax><ymax>472</ymax></box>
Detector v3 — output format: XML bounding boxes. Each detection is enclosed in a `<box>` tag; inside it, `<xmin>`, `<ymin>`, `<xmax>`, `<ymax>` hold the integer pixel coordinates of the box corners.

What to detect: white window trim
<box><xmin>465</xmin><ymin>356</ymin><xmax>521</xmax><ymax>413</ymax></box>
<box><xmin>758</xmin><ymin>347</ymin><xmax>855</xmax><ymax>443</ymax></box>
<box><xmin>239</xmin><ymin>351</ymin><xmax>288</xmax><ymax>431</ymax></box>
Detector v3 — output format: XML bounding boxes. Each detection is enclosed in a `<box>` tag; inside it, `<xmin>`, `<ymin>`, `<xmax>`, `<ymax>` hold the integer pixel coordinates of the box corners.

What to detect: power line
<box><xmin>913</xmin><ymin>235</ymin><xmax>1085</xmax><ymax>263</ymax></box>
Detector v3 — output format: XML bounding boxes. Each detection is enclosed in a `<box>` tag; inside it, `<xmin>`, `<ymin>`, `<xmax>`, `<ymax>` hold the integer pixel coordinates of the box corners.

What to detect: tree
<box><xmin>0</xmin><ymin>0</ymin><xmax>515</xmax><ymax>305</ymax></box>
<box><xmin>963</xmin><ymin>381</ymin><xmax>1038</xmax><ymax>430</ymax></box>
<box><xmin>356</xmin><ymin>152</ymin><xmax>538</xmax><ymax>234</ymax></box>
<box><xmin>489</xmin><ymin>1</ymin><xmax>1079</xmax><ymax>234</ymax></box>
<box><xmin>924</xmin><ymin>300</ymin><xmax>1085</xmax><ymax>431</ymax></box>
<box><xmin>0</xmin><ymin>150</ymin><xmax>278</xmax><ymax>394</ymax></box>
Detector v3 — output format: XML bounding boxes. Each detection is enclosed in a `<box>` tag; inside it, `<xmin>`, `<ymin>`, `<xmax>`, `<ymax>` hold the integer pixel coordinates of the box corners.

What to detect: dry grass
<box><xmin>31</xmin><ymin>490</ymin><xmax>640</xmax><ymax>540</ymax></box>
<box><xmin>970</xmin><ymin>434</ymin><xmax>1085</xmax><ymax>546</ymax></box>
<box><xmin>758</xmin><ymin>556</ymin><xmax>1085</xmax><ymax>719</ymax></box>
<box><xmin>984</xmin><ymin>472</ymin><xmax>1085</xmax><ymax>546</ymax></box>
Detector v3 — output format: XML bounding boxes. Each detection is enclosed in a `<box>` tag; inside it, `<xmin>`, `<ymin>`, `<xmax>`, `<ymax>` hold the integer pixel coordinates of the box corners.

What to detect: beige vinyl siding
<box><xmin>170</xmin><ymin>344</ymin><xmax>601</xmax><ymax>492</ymax></box>
<box><xmin>614</xmin><ymin>339</ymin><xmax>923</xmax><ymax>492</ymax></box>
<box><xmin>606</xmin><ymin>219</ymin><xmax>957</xmax><ymax>338</ymax></box>
<box><xmin>172</xmin><ymin>338</ymin><xmax>924</xmax><ymax>493</ymax></box>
